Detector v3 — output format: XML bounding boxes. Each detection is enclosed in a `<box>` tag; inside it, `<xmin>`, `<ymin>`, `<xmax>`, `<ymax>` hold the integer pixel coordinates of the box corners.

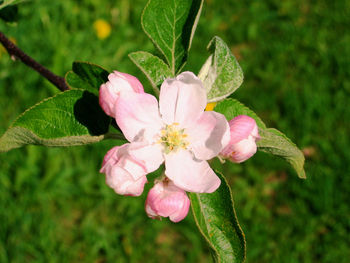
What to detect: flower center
<box><xmin>158</xmin><ymin>123</ymin><xmax>189</xmax><ymax>153</ymax></box>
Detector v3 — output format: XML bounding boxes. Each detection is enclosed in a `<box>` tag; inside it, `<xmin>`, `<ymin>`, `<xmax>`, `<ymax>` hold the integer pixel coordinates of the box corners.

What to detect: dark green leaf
<box><xmin>0</xmin><ymin>90</ymin><xmax>111</xmax><ymax>152</ymax></box>
<box><xmin>189</xmin><ymin>171</ymin><xmax>246</xmax><ymax>263</ymax></box>
<box><xmin>0</xmin><ymin>5</ymin><xmax>18</xmax><ymax>22</ymax></box>
<box><xmin>141</xmin><ymin>0</ymin><xmax>203</xmax><ymax>74</ymax></box>
<box><xmin>257</xmin><ymin>128</ymin><xmax>306</xmax><ymax>179</ymax></box>
<box><xmin>199</xmin><ymin>36</ymin><xmax>243</xmax><ymax>102</ymax></box>
<box><xmin>65</xmin><ymin>71</ymin><xmax>96</xmax><ymax>94</ymax></box>
<box><xmin>65</xmin><ymin>61</ymin><xmax>109</xmax><ymax>95</ymax></box>
<box><xmin>129</xmin><ymin>51</ymin><xmax>172</xmax><ymax>93</ymax></box>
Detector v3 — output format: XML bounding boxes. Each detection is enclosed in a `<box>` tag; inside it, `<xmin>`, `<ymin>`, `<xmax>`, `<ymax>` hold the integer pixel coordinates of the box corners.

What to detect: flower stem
<box><xmin>0</xmin><ymin>31</ymin><xmax>69</xmax><ymax>91</ymax></box>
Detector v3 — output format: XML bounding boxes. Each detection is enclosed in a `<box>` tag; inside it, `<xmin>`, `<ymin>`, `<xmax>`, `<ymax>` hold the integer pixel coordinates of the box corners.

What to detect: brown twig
<box><xmin>0</xmin><ymin>31</ymin><xmax>69</xmax><ymax>91</ymax></box>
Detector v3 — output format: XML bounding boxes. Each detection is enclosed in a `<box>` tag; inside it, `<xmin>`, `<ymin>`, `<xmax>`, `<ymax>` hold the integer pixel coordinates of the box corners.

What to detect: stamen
<box><xmin>158</xmin><ymin>123</ymin><xmax>189</xmax><ymax>153</ymax></box>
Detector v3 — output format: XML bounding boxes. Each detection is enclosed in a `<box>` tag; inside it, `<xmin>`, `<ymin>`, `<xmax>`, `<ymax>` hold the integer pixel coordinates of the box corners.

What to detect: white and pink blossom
<box><xmin>99</xmin><ymin>71</ymin><xmax>231</xmax><ymax>220</ymax></box>
<box><xmin>145</xmin><ymin>180</ymin><xmax>190</xmax><ymax>223</ymax></box>
<box><xmin>99</xmin><ymin>71</ymin><xmax>144</xmax><ymax>117</ymax></box>
<box><xmin>110</xmin><ymin>71</ymin><xmax>230</xmax><ymax>194</ymax></box>
<box><xmin>220</xmin><ymin>115</ymin><xmax>260</xmax><ymax>163</ymax></box>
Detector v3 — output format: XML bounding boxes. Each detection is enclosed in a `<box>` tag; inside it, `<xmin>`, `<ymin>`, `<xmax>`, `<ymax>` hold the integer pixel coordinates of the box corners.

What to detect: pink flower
<box><xmin>145</xmin><ymin>180</ymin><xmax>190</xmax><ymax>222</ymax></box>
<box><xmin>100</xmin><ymin>143</ymin><xmax>149</xmax><ymax>196</ymax></box>
<box><xmin>99</xmin><ymin>71</ymin><xmax>144</xmax><ymax>117</ymax></box>
<box><xmin>100</xmin><ymin>71</ymin><xmax>230</xmax><ymax>195</ymax></box>
<box><xmin>220</xmin><ymin>115</ymin><xmax>260</xmax><ymax>163</ymax></box>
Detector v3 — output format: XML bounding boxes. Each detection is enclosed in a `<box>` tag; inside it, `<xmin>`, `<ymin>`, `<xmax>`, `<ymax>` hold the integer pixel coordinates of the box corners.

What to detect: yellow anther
<box><xmin>158</xmin><ymin>123</ymin><xmax>189</xmax><ymax>153</ymax></box>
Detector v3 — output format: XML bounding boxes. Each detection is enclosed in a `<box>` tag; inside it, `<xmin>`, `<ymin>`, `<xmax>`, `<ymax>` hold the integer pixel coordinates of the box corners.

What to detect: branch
<box><xmin>0</xmin><ymin>31</ymin><xmax>69</xmax><ymax>91</ymax></box>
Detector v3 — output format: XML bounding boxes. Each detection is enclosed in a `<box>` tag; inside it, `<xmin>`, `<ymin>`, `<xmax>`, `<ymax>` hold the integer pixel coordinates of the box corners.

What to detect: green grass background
<box><xmin>0</xmin><ymin>0</ymin><xmax>349</xmax><ymax>262</ymax></box>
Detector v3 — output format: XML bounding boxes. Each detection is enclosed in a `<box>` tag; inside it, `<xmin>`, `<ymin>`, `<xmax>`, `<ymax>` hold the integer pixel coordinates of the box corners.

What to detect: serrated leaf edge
<box><xmin>141</xmin><ymin>0</ymin><xmax>173</xmax><ymax>74</ymax></box>
<box><xmin>190</xmin><ymin>170</ymin><xmax>246</xmax><ymax>263</ymax></box>
<box><xmin>8</xmin><ymin>89</ymin><xmax>80</xmax><ymax>129</ymax></box>
<box><xmin>0</xmin><ymin>126</ymin><xmax>105</xmax><ymax>152</ymax></box>
<box><xmin>128</xmin><ymin>51</ymin><xmax>172</xmax><ymax>96</ymax></box>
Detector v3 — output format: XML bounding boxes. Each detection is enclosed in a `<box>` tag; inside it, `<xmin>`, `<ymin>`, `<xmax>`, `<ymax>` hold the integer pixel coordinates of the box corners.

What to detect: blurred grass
<box><xmin>0</xmin><ymin>0</ymin><xmax>349</xmax><ymax>262</ymax></box>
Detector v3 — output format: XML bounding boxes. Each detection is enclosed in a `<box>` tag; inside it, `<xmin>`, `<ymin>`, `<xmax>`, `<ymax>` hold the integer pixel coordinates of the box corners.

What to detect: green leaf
<box><xmin>189</xmin><ymin>171</ymin><xmax>246</xmax><ymax>263</ymax></box>
<box><xmin>0</xmin><ymin>5</ymin><xmax>18</xmax><ymax>22</ymax></box>
<box><xmin>257</xmin><ymin>128</ymin><xmax>306</xmax><ymax>179</ymax></box>
<box><xmin>141</xmin><ymin>0</ymin><xmax>203</xmax><ymax>74</ymax></box>
<box><xmin>0</xmin><ymin>89</ymin><xmax>111</xmax><ymax>152</ymax></box>
<box><xmin>198</xmin><ymin>36</ymin><xmax>243</xmax><ymax>102</ymax></box>
<box><xmin>129</xmin><ymin>51</ymin><xmax>172</xmax><ymax>93</ymax></box>
<box><xmin>215</xmin><ymin>98</ymin><xmax>266</xmax><ymax>129</ymax></box>
<box><xmin>65</xmin><ymin>61</ymin><xmax>109</xmax><ymax>95</ymax></box>
<box><xmin>215</xmin><ymin>98</ymin><xmax>306</xmax><ymax>178</ymax></box>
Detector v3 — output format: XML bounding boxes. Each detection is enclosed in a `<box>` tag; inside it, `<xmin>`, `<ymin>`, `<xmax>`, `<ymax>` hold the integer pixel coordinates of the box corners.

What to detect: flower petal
<box><xmin>145</xmin><ymin>181</ymin><xmax>190</xmax><ymax>222</ymax></box>
<box><xmin>100</xmin><ymin>145</ymin><xmax>121</xmax><ymax>173</ymax></box>
<box><xmin>100</xmin><ymin>143</ymin><xmax>146</xmax><ymax>181</ymax></box>
<box><xmin>107</xmin><ymin>166</ymin><xmax>147</xmax><ymax>196</ymax></box>
<box><xmin>109</xmin><ymin>71</ymin><xmax>144</xmax><ymax>94</ymax></box>
<box><xmin>99</xmin><ymin>71</ymin><xmax>144</xmax><ymax>117</ymax></box>
<box><xmin>164</xmin><ymin>149</ymin><xmax>220</xmax><ymax>193</ymax></box>
<box><xmin>220</xmin><ymin>115</ymin><xmax>259</xmax><ymax>163</ymax></box>
<box><xmin>187</xmin><ymin>111</ymin><xmax>230</xmax><ymax>160</ymax></box>
<box><xmin>115</xmin><ymin>92</ymin><xmax>163</xmax><ymax>142</ymax></box>
<box><xmin>128</xmin><ymin>142</ymin><xmax>164</xmax><ymax>173</ymax></box>
<box><xmin>159</xmin><ymin>72</ymin><xmax>207</xmax><ymax>128</ymax></box>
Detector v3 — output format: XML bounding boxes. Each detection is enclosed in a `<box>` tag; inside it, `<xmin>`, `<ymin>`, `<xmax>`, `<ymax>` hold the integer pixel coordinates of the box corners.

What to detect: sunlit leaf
<box><xmin>199</xmin><ymin>36</ymin><xmax>243</xmax><ymax>102</ymax></box>
<box><xmin>142</xmin><ymin>0</ymin><xmax>203</xmax><ymax>74</ymax></box>
<box><xmin>0</xmin><ymin>90</ymin><xmax>111</xmax><ymax>152</ymax></box>
<box><xmin>129</xmin><ymin>51</ymin><xmax>172</xmax><ymax>93</ymax></box>
<box><xmin>257</xmin><ymin>128</ymin><xmax>306</xmax><ymax>179</ymax></box>
<box><xmin>189</xmin><ymin>171</ymin><xmax>246</xmax><ymax>263</ymax></box>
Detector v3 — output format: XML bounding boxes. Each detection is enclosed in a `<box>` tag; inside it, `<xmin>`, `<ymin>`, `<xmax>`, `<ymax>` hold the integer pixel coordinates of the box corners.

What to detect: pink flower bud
<box><xmin>220</xmin><ymin>115</ymin><xmax>260</xmax><ymax>163</ymax></box>
<box><xmin>145</xmin><ymin>180</ymin><xmax>190</xmax><ymax>223</ymax></box>
<box><xmin>100</xmin><ymin>144</ymin><xmax>147</xmax><ymax>196</ymax></box>
<box><xmin>99</xmin><ymin>71</ymin><xmax>144</xmax><ymax>117</ymax></box>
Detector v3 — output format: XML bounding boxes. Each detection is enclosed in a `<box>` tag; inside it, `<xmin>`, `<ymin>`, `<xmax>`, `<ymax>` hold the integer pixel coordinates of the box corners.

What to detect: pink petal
<box><xmin>115</xmin><ymin>92</ymin><xmax>163</xmax><ymax>143</ymax></box>
<box><xmin>228</xmin><ymin>137</ymin><xmax>257</xmax><ymax>163</ymax></box>
<box><xmin>100</xmin><ymin>143</ymin><xmax>147</xmax><ymax>180</ymax></box>
<box><xmin>220</xmin><ymin>115</ymin><xmax>260</xmax><ymax>163</ymax></box>
<box><xmin>159</xmin><ymin>72</ymin><xmax>207</xmax><ymax>128</ymax></box>
<box><xmin>99</xmin><ymin>71</ymin><xmax>144</xmax><ymax>117</ymax></box>
<box><xmin>107</xmin><ymin>166</ymin><xmax>147</xmax><ymax>196</ymax></box>
<box><xmin>228</xmin><ymin>115</ymin><xmax>259</xmax><ymax>144</ymax></box>
<box><xmin>127</xmin><ymin>142</ymin><xmax>164</xmax><ymax>173</ymax></box>
<box><xmin>145</xmin><ymin>181</ymin><xmax>190</xmax><ymax>222</ymax></box>
<box><xmin>100</xmin><ymin>145</ymin><xmax>121</xmax><ymax>173</ymax></box>
<box><xmin>164</xmin><ymin>149</ymin><xmax>221</xmax><ymax>193</ymax></box>
<box><xmin>109</xmin><ymin>71</ymin><xmax>144</xmax><ymax>93</ymax></box>
<box><xmin>187</xmin><ymin>111</ymin><xmax>230</xmax><ymax>160</ymax></box>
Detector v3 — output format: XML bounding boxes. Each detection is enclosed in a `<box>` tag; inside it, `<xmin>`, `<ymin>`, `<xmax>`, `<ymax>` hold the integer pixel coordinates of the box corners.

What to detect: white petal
<box><xmin>115</xmin><ymin>92</ymin><xmax>163</xmax><ymax>142</ymax></box>
<box><xmin>164</xmin><ymin>149</ymin><xmax>221</xmax><ymax>193</ymax></box>
<box><xmin>187</xmin><ymin>111</ymin><xmax>230</xmax><ymax>160</ymax></box>
<box><xmin>159</xmin><ymin>72</ymin><xmax>207</xmax><ymax>128</ymax></box>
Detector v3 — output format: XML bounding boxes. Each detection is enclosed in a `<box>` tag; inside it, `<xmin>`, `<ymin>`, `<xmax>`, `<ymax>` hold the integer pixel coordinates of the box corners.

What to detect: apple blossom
<box><xmin>99</xmin><ymin>71</ymin><xmax>144</xmax><ymax>117</ymax></box>
<box><xmin>145</xmin><ymin>180</ymin><xmax>190</xmax><ymax>222</ymax></box>
<box><xmin>220</xmin><ymin>115</ymin><xmax>260</xmax><ymax>163</ymax></box>
<box><xmin>100</xmin><ymin>71</ymin><xmax>230</xmax><ymax>196</ymax></box>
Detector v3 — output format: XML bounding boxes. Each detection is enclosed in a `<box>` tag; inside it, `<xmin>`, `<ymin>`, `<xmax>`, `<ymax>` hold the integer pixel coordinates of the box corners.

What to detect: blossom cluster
<box><xmin>99</xmin><ymin>71</ymin><xmax>259</xmax><ymax>222</ymax></box>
